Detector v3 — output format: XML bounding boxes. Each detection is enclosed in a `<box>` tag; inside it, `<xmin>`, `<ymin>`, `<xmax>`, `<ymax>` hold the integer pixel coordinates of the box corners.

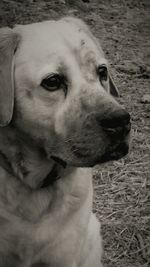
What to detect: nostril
<box><xmin>100</xmin><ymin>110</ymin><xmax>130</xmax><ymax>129</ymax></box>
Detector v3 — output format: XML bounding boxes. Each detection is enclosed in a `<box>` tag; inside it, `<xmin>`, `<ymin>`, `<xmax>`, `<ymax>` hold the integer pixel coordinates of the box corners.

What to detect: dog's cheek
<box><xmin>14</xmin><ymin>95</ymin><xmax>55</xmax><ymax>143</ymax></box>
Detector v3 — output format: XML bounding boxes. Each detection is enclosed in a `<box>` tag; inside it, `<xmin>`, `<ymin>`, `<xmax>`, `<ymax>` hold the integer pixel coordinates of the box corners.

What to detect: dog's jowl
<box><xmin>0</xmin><ymin>17</ymin><xmax>131</xmax><ymax>267</ymax></box>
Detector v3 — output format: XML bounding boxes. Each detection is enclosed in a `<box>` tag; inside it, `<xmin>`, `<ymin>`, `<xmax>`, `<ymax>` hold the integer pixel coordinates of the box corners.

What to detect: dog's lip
<box><xmin>71</xmin><ymin>142</ymin><xmax>129</xmax><ymax>167</ymax></box>
<box><xmin>73</xmin><ymin>150</ymin><xmax>92</xmax><ymax>158</ymax></box>
<box><xmin>50</xmin><ymin>141</ymin><xmax>129</xmax><ymax>168</ymax></box>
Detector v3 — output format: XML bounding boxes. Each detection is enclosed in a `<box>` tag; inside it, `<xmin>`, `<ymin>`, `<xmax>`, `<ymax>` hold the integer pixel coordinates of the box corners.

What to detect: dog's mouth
<box><xmin>76</xmin><ymin>141</ymin><xmax>129</xmax><ymax>167</ymax></box>
<box><xmin>50</xmin><ymin>141</ymin><xmax>129</xmax><ymax>169</ymax></box>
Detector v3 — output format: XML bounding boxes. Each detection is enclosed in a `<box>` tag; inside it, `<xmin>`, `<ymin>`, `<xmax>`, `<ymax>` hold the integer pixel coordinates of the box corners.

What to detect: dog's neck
<box><xmin>0</xmin><ymin>126</ymin><xmax>61</xmax><ymax>189</ymax></box>
<box><xmin>0</xmin><ymin>126</ymin><xmax>84</xmax><ymax>223</ymax></box>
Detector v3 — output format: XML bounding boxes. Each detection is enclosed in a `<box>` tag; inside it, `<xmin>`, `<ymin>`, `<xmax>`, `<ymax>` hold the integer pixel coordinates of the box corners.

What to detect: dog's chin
<box><xmin>98</xmin><ymin>142</ymin><xmax>129</xmax><ymax>164</ymax></box>
<box><xmin>51</xmin><ymin>142</ymin><xmax>129</xmax><ymax>168</ymax></box>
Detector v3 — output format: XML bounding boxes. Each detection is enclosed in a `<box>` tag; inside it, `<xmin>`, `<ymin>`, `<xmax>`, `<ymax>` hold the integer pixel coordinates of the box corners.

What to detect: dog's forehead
<box><xmin>15</xmin><ymin>20</ymin><xmax>105</xmax><ymax>65</ymax></box>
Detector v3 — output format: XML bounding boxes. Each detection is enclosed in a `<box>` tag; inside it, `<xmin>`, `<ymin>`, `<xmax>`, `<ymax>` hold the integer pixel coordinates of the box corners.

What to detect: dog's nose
<box><xmin>98</xmin><ymin>109</ymin><xmax>131</xmax><ymax>137</ymax></box>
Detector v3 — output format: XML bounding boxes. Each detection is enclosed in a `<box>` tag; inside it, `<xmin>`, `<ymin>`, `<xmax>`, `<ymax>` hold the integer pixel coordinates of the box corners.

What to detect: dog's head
<box><xmin>0</xmin><ymin>17</ymin><xmax>131</xmax><ymax>168</ymax></box>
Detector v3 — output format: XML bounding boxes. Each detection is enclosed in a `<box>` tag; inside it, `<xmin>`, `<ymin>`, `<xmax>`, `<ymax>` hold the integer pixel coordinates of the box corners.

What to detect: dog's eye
<box><xmin>41</xmin><ymin>74</ymin><xmax>62</xmax><ymax>91</ymax></box>
<box><xmin>97</xmin><ymin>65</ymin><xmax>108</xmax><ymax>82</ymax></box>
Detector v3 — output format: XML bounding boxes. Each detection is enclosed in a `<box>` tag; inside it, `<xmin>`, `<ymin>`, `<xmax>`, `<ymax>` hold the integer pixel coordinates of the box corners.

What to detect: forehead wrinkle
<box><xmin>55</xmin><ymin>20</ymin><xmax>98</xmax><ymax>58</ymax></box>
<box><xmin>54</xmin><ymin>23</ymin><xmax>106</xmax><ymax>76</ymax></box>
<box><xmin>53</xmin><ymin>33</ymin><xmax>97</xmax><ymax>81</ymax></box>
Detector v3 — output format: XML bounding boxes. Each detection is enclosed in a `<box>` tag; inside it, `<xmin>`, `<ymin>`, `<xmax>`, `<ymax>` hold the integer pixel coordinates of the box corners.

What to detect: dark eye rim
<box><xmin>97</xmin><ymin>65</ymin><xmax>108</xmax><ymax>81</ymax></box>
<box><xmin>41</xmin><ymin>73</ymin><xmax>64</xmax><ymax>91</ymax></box>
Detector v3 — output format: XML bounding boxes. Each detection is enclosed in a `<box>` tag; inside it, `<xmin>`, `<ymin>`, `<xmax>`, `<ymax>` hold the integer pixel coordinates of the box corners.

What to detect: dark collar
<box><xmin>0</xmin><ymin>152</ymin><xmax>63</xmax><ymax>189</ymax></box>
<box><xmin>40</xmin><ymin>163</ymin><xmax>61</xmax><ymax>188</ymax></box>
<box><xmin>0</xmin><ymin>151</ymin><xmax>12</xmax><ymax>174</ymax></box>
<box><xmin>40</xmin><ymin>156</ymin><xmax>67</xmax><ymax>188</ymax></box>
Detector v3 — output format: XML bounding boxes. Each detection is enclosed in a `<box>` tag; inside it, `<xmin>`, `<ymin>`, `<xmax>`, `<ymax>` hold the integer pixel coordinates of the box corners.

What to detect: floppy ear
<box><xmin>0</xmin><ymin>28</ymin><xmax>20</xmax><ymax>127</ymax></box>
<box><xmin>109</xmin><ymin>74</ymin><xmax>120</xmax><ymax>97</ymax></box>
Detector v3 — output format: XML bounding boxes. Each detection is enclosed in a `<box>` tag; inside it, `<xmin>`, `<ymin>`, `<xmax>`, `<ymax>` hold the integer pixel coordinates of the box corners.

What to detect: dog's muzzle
<box><xmin>97</xmin><ymin>109</ymin><xmax>131</xmax><ymax>163</ymax></box>
<box><xmin>50</xmin><ymin>109</ymin><xmax>131</xmax><ymax>168</ymax></box>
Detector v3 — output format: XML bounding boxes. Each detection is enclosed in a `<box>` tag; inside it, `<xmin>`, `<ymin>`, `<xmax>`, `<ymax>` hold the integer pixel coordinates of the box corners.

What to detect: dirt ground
<box><xmin>0</xmin><ymin>0</ymin><xmax>149</xmax><ymax>266</ymax></box>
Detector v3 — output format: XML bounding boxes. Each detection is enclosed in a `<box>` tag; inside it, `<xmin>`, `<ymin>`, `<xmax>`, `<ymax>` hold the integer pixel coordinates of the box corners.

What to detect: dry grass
<box><xmin>93</xmin><ymin>152</ymin><xmax>150</xmax><ymax>267</ymax></box>
<box><xmin>0</xmin><ymin>0</ymin><xmax>149</xmax><ymax>266</ymax></box>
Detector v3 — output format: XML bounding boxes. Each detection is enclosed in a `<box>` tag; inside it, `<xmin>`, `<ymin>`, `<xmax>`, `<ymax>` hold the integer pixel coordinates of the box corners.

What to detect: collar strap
<box><xmin>0</xmin><ymin>151</ymin><xmax>12</xmax><ymax>174</ymax></box>
<box><xmin>40</xmin><ymin>163</ymin><xmax>61</xmax><ymax>188</ymax></box>
<box><xmin>0</xmin><ymin>152</ymin><xmax>62</xmax><ymax>189</ymax></box>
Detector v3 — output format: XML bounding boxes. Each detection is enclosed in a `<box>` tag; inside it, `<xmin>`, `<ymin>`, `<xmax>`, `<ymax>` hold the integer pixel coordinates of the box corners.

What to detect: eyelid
<box><xmin>42</xmin><ymin>72</ymin><xmax>59</xmax><ymax>80</ymax></box>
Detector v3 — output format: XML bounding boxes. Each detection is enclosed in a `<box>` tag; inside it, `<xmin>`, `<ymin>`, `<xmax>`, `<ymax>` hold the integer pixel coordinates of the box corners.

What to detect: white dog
<box><xmin>0</xmin><ymin>17</ymin><xmax>130</xmax><ymax>267</ymax></box>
